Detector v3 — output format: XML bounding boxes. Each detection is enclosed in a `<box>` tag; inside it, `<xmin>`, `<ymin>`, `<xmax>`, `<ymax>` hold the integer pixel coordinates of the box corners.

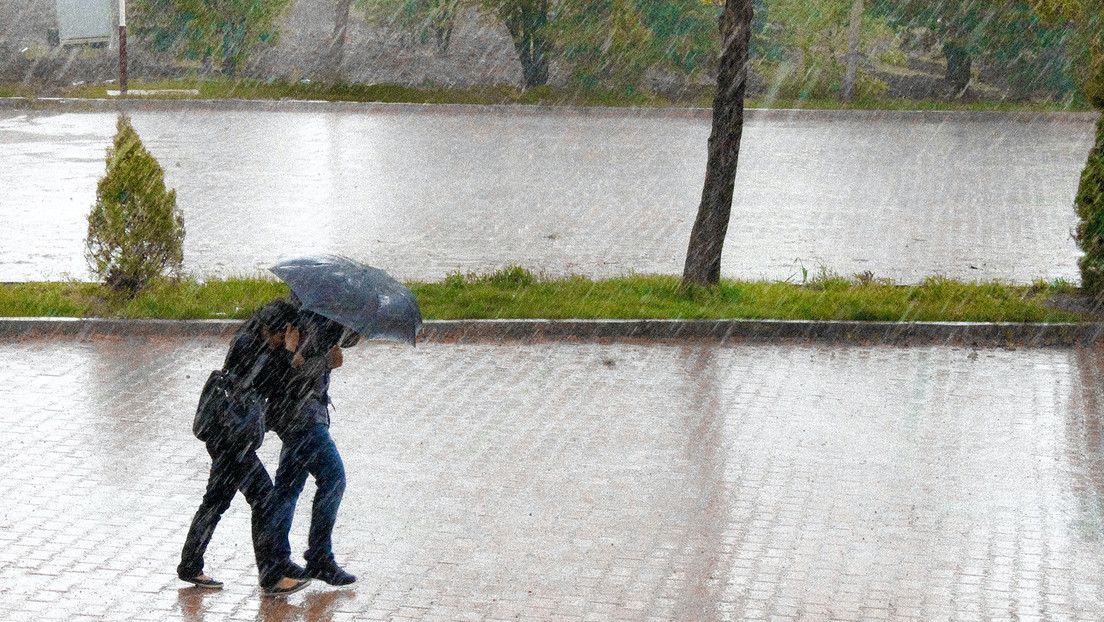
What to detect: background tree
<box><xmin>682</xmin><ymin>0</ymin><xmax>753</xmax><ymax>286</ymax></box>
<box><xmin>841</xmin><ymin>0</ymin><xmax>864</xmax><ymax>100</ymax></box>
<box><xmin>871</xmin><ymin>0</ymin><xmax>1075</xmax><ymax>97</ymax></box>
<box><xmin>753</xmin><ymin>0</ymin><xmax>889</xmax><ymax>100</ymax></box>
<box><xmin>86</xmin><ymin>116</ymin><xmax>185</xmax><ymax>293</ymax></box>
<box><xmin>760</xmin><ymin>0</ymin><xmax>850</xmax><ymax>96</ymax></box>
<box><xmin>359</xmin><ymin>0</ymin><xmax>718</xmax><ymax>90</ymax></box>
<box><xmin>485</xmin><ymin>0</ymin><xmax>553</xmax><ymax>88</ymax></box>
<box><xmin>132</xmin><ymin>0</ymin><xmax>291</xmax><ymax>76</ymax></box>
<box><xmin>325</xmin><ymin>0</ymin><xmax>354</xmax><ymax>80</ymax></box>
<box><xmin>1035</xmin><ymin>0</ymin><xmax>1103</xmax><ymax>102</ymax></box>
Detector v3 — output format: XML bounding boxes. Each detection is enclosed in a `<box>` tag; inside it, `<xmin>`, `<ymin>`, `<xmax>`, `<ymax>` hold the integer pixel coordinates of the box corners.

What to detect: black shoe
<box><xmin>306</xmin><ymin>562</ymin><xmax>356</xmax><ymax>586</ymax></box>
<box><xmin>179</xmin><ymin>574</ymin><xmax>224</xmax><ymax>589</ymax></box>
<box><xmin>283</xmin><ymin>562</ymin><xmax>308</xmax><ymax>579</ymax></box>
<box><xmin>262</xmin><ymin>578</ymin><xmax>311</xmax><ymax>597</ymax></box>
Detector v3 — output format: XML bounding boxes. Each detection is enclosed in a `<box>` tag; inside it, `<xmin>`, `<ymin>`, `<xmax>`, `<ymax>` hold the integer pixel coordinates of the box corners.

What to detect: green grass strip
<box><xmin>11</xmin><ymin>77</ymin><xmax>1090</xmax><ymax>112</ymax></box>
<box><xmin>0</xmin><ymin>268</ymin><xmax>1086</xmax><ymax>323</ymax></box>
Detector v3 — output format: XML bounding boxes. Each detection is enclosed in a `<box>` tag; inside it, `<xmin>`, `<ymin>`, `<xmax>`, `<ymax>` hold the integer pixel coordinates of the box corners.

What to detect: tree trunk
<box><xmin>841</xmin><ymin>0</ymin><xmax>863</xmax><ymax>101</ymax></box>
<box><xmin>943</xmin><ymin>42</ymin><xmax>971</xmax><ymax>94</ymax></box>
<box><xmin>681</xmin><ymin>0</ymin><xmax>754</xmax><ymax>287</ymax></box>
<box><xmin>504</xmin><ymin>0</ymin><xmax>550</xmax><ymax>89</ymax></box>
<box><xmin>324</xmin><ymin>0</ymin><xmax>351</xmax><ymax>82</ymax></box>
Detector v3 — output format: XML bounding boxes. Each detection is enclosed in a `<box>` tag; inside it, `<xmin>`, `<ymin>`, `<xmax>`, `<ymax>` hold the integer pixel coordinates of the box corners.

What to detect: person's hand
<box><xmin>283</xmin><ymin>323</ymin><xmax>300</xmax><ymax>352</ymax></box>
<box><xmin>328</xmin><ymin>345</ymin><xmax>343</xmax><ymax>369</ymax></box>
<box><xmin>291</xmin><ymin>353</ymin><xmax>305</xmax><ymax>368</ymax></box>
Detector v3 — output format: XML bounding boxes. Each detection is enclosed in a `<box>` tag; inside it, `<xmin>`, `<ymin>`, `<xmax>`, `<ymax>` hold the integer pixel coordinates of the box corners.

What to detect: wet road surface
<box><xmin>0</xmin><ymin>106</ymin><xmax>1096</xmax><ymax>285</ymax></box>
<box><xmin>4</xmin><ymin>335</ymin><xmax>1104</xmax><ymax>620</ymax></box>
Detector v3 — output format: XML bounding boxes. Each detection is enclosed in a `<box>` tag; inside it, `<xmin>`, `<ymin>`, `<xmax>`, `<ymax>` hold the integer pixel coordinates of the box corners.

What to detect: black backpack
<box><xmin>192</xmin><ymin>353</ymin><xmax>268</xmax><ymax>456</ymax></box>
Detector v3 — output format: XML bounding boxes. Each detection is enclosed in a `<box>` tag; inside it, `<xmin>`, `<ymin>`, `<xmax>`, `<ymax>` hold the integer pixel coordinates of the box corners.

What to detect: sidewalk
<box><xmin>3</xmin><ymin>332</ymin><xmax>1104</xmax><ymax>620</ymax></box>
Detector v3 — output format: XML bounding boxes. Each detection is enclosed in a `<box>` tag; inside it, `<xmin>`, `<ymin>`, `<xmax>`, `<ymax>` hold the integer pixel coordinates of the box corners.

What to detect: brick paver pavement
<box><xmin>1</xmin><ymin>107</ymin><xmax>1096</xmax><ymax>285</ymax></box>
<box><xmin>4</xmin><ymin>335</ymin><xmax>1104</xmax><ymax>620</ymax></box>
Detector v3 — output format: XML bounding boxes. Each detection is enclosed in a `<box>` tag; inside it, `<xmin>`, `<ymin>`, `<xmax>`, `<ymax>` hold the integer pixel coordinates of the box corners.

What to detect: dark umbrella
<box><xmin>270</xmin><ymin>254</ymin><xmax>422</xmax><ymax>346</ymax></box>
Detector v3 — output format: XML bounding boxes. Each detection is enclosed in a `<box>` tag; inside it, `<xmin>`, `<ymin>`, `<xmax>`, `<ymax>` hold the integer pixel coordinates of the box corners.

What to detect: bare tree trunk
<box><xmin>681</xmin><ymin>0</ymin><xmax>754</xmax><ymax>287</ymax></box>
<box><xmin>841</xmin><ymin>0</ymin><xmax>863</xmax><ymax>101</ymax></box>
<box><xmin>503</xmin><ymin>0</ymin><xmax>550</xmax><ymax>89</ymax></box>
<box><xmin>943</xmin><ymin>42</ymin><xmax>971</xmax><ymax>95</ymax></box>
<box><xmin>324</xmin><ymin>0</ymin><xmax>351</xmax><ymax>82</ymax></box>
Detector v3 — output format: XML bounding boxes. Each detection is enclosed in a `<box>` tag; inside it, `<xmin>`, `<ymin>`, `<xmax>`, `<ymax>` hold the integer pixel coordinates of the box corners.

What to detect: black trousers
<box><xmin>178</xmin><ymin>443</ymin><xmax>281</xmax><ymax>587</ymax></box>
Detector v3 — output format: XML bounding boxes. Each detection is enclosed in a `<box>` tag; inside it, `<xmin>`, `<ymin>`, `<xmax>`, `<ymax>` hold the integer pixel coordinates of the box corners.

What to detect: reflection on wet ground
<box><xmin>0</xmin><ymin>108</ymin><xmax>1095</xmax><ymax>284</ymax></box>
<box><xmin>2</xmin><ymin>336</ymin><xmax>1104</xmax><ymax>619</ymax></box>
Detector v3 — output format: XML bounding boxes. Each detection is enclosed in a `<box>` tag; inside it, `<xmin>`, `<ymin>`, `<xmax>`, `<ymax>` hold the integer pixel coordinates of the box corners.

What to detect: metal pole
<box><xmin>118</xmin><ymin>0</ymin><xmax>128</xmax><ymax>96</ymax></box>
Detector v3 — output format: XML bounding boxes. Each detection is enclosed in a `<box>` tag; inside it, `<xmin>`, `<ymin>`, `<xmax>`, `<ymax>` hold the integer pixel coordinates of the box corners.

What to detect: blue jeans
<box><xmin>179</xmin><ymin>444</ymin><xmax>281</xmax><ymax>587</ymax></box>
<box><xmin>271</xmin><ymin>423</ymin><xmax>346</xmax><ymax>568</ymax></box>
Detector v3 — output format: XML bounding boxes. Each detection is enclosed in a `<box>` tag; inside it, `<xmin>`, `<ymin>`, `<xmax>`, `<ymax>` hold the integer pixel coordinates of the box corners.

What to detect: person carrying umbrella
<box><xmin>178</xmin><ymin>299</ymin><xmax>312</xmax><ymax>596</ymax></box>
<box><xmin>266</xmin><ymin>309</ymin><xmax>357</xmax><ymax>585</ymax></box>
<box><xmin>265</xmin><ymin>254</ymin><xmax>422</xmax><ymax>587</ymax></box>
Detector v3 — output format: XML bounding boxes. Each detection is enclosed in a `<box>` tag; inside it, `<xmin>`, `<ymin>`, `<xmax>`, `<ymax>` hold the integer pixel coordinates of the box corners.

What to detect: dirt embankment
<box><xmin>0</xmin><ymin>0</ymin><xmax>1065</xmax><ymax>102</ymax></box>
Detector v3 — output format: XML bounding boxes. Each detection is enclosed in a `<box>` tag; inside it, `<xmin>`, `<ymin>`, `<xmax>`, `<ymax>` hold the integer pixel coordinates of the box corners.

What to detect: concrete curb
<box><xmin>1</xmin><ymin>97</ymin><xmax>1098</xmax><ymax>124</ymax></box>
<box><xmin>2</xmin><ymin>317</ymin><xmax>1102</xmax><ymax>347</ymax></box>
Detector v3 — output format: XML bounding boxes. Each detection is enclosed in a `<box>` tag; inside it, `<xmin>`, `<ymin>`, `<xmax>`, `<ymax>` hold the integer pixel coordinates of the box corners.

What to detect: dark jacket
<box><xmin>265</xmin><ymin>313</ymin><xmax>342</xmax><ymax>439</ymax></box>
<box><xmin>222</xmin><ymin>332</ymin><xmax>292</xmax><ymax>403</ymax></box>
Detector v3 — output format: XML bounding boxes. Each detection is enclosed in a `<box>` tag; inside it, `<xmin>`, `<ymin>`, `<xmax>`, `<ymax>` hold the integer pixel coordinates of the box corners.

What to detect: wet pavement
<box><xmin>5</xmin><ymin>333</ymin><xmax>1104</xmax><ymax>620</ymax></box>
<box><xmin>0</xmin><ymin>105</ymin><xmax>1097</xmax><ymax>285</ymax></box>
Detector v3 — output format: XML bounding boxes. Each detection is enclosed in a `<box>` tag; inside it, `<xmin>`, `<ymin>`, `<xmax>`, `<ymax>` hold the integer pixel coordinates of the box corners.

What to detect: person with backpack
<box><xmin>265</xmin><ymin>309</ymin><xmax>358</xmax><ymax>587</ymax></box>
<box><xmin>177</xmin><ymin>299</ymin><xmax>312</xmax><ymax>596</ymax></box>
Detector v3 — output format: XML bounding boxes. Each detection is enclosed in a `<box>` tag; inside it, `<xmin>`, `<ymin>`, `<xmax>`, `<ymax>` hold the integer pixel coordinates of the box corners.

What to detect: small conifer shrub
<box><xmin>1076</xmin><ymin>49</ymin><xmax>1104</xmax><ymax>295</ymax></box>
<box><xmin>85</xmin><ymin>115</ymin><xmax>185</xmax><ymax>292</ymax></box>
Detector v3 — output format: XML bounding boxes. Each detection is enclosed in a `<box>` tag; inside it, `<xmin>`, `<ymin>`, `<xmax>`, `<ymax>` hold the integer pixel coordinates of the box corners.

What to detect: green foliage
<box><xmin>878</xmin><ymin>48</ymin><xmax>907</xmax><ymax>66</ymax></box>
<box><xmin>1076</xmin><ymin>115</ymin><xmax>1104</xmax><ymax>294</ymax></box>
<box><xmin>359</xmin><ymin>0</ymin><xmax>461</xmax><ymax>51</ymax></box>
<box><xmin>755</xmin><ymin>0</ymin><xmax>891</xmax><ymax>99</ymax></box>
<box><xmin>1036</xmin><ymin>0</ymin><xmax>1104</xmax><ymax>106</ymax></box>
<box><xmin>356</xmin><ymin>0</ymin><xmax>719</xmax><ymax>91</ymax></box>
<box><xmin>555</xmin><ymin>0</ymin><xmax>720</xmax><ymax>90</ymax></box>
<box><xmin>556</xmin><ymin>0</ymin><xmax>657</xmax><ymax>90</ymax></box>
<box><xmin>1088</xmin><ymin>54</ymin><xmax>1104</xmax><ymax>108</ymax></box>
<box><xmin>85</xmin><ymin>115</ymin><xmax>185</xmax><ymax>293</ymax></box>
<box><xmin>131</xmin><ymin>0</ymin><xmax>290</xmax><ymax>75</ymax></box>
<box><xmin>637</xmin><ymin>0</ymin><xmax>719</xmax><ymax>75</ymax></box>
<box><xmin>871</xmin><ymin>0</ymin><xmax>1078</xmax><ymax>97</ymax></box>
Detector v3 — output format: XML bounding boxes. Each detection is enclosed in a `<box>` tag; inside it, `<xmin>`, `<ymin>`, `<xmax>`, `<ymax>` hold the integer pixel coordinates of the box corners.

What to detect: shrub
<box><xmin>1075</xmin><ymin>114</ymin><xmax>1104</xmax><ymax>294</ymax></box>
<box><xmin>85</xmin><ymin>115</ymin><xmax>185</xmax><ymax>293</ymax></box>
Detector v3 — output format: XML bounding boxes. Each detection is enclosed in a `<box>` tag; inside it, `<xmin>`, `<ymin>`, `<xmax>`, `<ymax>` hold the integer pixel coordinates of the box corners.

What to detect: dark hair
<box><xmin>244</xmin><ymin>298</ymin><xmax>298</xmax><ymax>337</ymax></box>
<box><xmin>296</xmin><ymin>310</ymin><xmax>345</xmax><ymax>357</ymax></box>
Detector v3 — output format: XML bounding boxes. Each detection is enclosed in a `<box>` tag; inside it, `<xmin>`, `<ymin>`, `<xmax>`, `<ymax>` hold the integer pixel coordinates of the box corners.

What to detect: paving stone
<box><xmin>3</xmin><ymin>336</ymin><xmax>1104</xmax><ymax>619</ymax></box>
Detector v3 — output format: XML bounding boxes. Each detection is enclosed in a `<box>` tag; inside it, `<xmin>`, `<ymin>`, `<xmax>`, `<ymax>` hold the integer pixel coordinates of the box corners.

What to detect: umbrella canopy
<box><xmin>270</xmin><ymin>254</ymin><xmax>422</xmax><ymax>346</ymax></box>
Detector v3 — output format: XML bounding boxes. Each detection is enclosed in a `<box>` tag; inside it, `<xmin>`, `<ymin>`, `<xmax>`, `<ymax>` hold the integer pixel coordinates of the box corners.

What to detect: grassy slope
<box><xmin>6</xmin><ymin>76</ymin><xmax>1091</xmax><ymax>112</ymax></box>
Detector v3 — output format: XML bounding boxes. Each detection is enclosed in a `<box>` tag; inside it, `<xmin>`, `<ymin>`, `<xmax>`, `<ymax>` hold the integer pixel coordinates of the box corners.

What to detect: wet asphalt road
<box><xmin>0</xmin><ymin>105</ymin><xmax>1096</xmax><ymax>285</ymax></box>
<box><xmin>4</xmin><ymin>335</ymin><xmax>1104</xmax><ymax>620</ymax></box>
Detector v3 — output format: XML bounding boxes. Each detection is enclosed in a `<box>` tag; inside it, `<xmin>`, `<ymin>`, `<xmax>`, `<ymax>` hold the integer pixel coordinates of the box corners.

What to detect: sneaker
<box><xmin>306</xmin><ymin>562</ymin><xmax>356</xmax><ymax>586</ymax></box>
<box><xmin>262</xmin><ymin>578</ymin><xmax>311</xmax><ymax>597</ymax></box>
<box><xmin>179</xmin><ymin>574</ymin><xmax>224</xmax><ymax>589</ymax></box>
<box><xmin>283</xmin><ymin>561</ymin><xmax>308</xmax><ymax>579</ymax></box>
